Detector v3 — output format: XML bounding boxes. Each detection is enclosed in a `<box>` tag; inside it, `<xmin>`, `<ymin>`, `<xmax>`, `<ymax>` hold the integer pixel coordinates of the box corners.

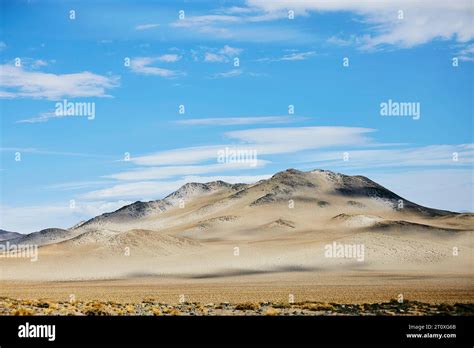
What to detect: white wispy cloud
<box><xmin>211</xmin><ymin>69</ymin><xmax>242</xmax><ymax>78</ymax></box>
<box><xmin>224</xmin><ymin>6</ymin><xmax>256</xmax><ymax>15</ymax></box>
<box><xmin>300</xmin><ymin>144</ymin><xmax>474</xmax><ymax>169</ymax></box>
<box><xmin>31</xmin><ymin>59</ymin><xmax>48</xmax><ymax>68</ymax></box>
<box><xmin>130</xmin><ymin>57</ymin><xmax>183</xmax><ymax>77</ymax></box>
<box><xmin>135</xmin><ymin>23</ymin><xmax>160</xmax><ymax>30</ymax></box>
<box><xmin>247</xmin><ymin>0</ymin><xmax>474</xmax><ymax>49</ymax></box>
<box><xmin>257</xmin><ymin>51</ymin><xmax>317</xmax><ymax>62</ymax></box>
<box><xmin>171</xmin><ymin>15</ymin><xmax>242</xmax><ymax>29</ymax></box>
<box><xmin>204</xmin><ymin>45</ymin><xmax>243</xmax><ymax>62</ymax></box>
<box><xmin>17</xmin><ymin>112</ymin><xmax>62</xmax><ymax>124</ymax></box>
<box><xmin>171</xmin><ymin>7</ymin><xmax>285</xmax><ymax>29</ymax></box>
<box><xmin>157</xmin><ymin>54</ymin><xmax>181</xmax><ymax>62</ymax></box>
<box><xmin>0</xmin><ymin>64</ymin><xmax>119</xmax><ymax>99</ymax></box>
<box><xmin>280</xmin><ymin>51</ymin><xmax>317</xmax><ymax>61</ymax></box>
<box><xmin>220</xmin><ymin>45</ymin><xmax>243</xmax><ymax>56</ymax></box>
<box><xmin>169</xmin><ymin>10</ymin><xmax>296</xmax><ymax>42</ymax></box>
<box><xmin>224</xmin><ymin>126</ymin><xmax>375</xmax><ymax>154</ymax></box>
<box><xmin>0</xmin><ymin>41</ymin><xmax>6</xmax><ymax>51</ymax></box>
<box><xmin>458</xmin><ymin>44</ymin><xmax>474</xmax><ymax>62</ymax></box>
<box><xmin>327</xmin><ymin>35</ymin><xmax>356</xmax><ymax>46</ymax></box>
<box><xmin>204</xmin><ymin>52</ymin><xmax>227</xmax><ymax>62</ymax></box>
<box><xmin>130</xmin><ymin>146</ymin><xmax>224</xmax><ymax>166</ymax></box>
<box><xmin>175</xmin><ymin>116</ymin><xmax>297</xmax><ymax>126</ymax></box>
<box><xmin>128</xmin><ymin>127</ymin><xmax>374</xmax><ymax>166</ymax></box>
<box><xmin>169</xmin><ymin>1</ymin><xmax>474</xmax><ymax>49</ymax></box>
<box><xmin>104</xmin><ymin>161</ymin><xmax>269</xmax><ymax>181</ymax></box>
<box><xmin>80</xmin><ymin>181</ymin><xmax>174</xmax><ymax>200</ymax></box>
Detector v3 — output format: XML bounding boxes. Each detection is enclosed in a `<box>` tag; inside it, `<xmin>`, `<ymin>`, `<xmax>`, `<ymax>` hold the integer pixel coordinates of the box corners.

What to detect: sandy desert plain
<box><xmin>1</xmin><ymin>169</ymin><xmax>473</xmax><ymax>315</ymax></box>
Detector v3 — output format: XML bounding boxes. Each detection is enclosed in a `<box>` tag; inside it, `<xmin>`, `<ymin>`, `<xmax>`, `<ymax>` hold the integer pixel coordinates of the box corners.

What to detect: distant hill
<box><xmin>0</xmin><ymin>229</ymin><xmax>22</xmax><ymax>242</ymax></box>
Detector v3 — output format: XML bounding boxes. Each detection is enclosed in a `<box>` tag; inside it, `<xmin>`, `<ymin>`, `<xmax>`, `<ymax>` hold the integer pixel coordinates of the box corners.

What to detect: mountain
<box><xmin>75</xmin><ymin>180</ymin><xmax>245</xmax><ymax>233</ymax></box>
<box><xmin>0</xmin><ymin>229</ymin><xmax>22</xmax><ymax>242</ymax></box>
<box><xmin>80</xmin><ymin>169</ymin><xmax>448</xmax><ymax>226</ymax></box>
<box><xmin>1</xmin><ymin>228</ymin><xmax>83</xmax><ymax>247</ymax></box>
<box><xmin>1</xmin><ymin>169</ymin><xmax>472</xmax><ymax>281</ymax></box>
<box><xmin>67</xmin><ymin>168</ymin><xmax>455</xmax><ymax>236</ymax></box>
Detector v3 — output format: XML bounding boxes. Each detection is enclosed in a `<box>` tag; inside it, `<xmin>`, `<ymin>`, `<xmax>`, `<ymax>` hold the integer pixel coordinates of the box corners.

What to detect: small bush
<box><xmin>235</xmin><ymin>302</ymin><xmax>260</xmax><ymax>311</ymax></box>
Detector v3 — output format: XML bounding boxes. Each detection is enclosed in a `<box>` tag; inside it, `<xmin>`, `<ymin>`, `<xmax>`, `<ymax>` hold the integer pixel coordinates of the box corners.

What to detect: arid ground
<box><xmin>1</xmin><ymin>272</ymin><xmax>473</xmax><ymax>304</ymax></box>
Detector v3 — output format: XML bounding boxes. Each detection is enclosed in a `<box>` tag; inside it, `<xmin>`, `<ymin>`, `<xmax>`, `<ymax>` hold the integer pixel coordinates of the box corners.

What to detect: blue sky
<box><xmin>0</xmin><ymin>0</ymin><xmax>473</xmax><ymax>232</ymax></box>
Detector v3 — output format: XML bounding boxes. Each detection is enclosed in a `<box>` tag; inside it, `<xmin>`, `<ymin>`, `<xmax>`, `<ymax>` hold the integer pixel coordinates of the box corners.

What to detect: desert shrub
<box><xmin>300</xmin><ymin>303</ymin><xmax>335</xmax><ymax>311</ymax></box>
<box><xmin>14</xmin><ymin>307</ymin><xmax>34</xmax><ymax>315</ymax></box>
<box><xmin>264</xmin><ymin>307</ymin><xmax>280</xmax><ymax>316</ymax></box>
<box><xmin>235</xmin><ymin>302</ymin><xmax>260</xmax><ymax>311</ymax></box>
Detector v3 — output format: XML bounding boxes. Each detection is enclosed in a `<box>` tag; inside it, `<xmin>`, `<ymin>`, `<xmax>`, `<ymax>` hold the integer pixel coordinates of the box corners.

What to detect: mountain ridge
<box><xmin>1</xmin><ymin>168</ymin><xmax>472</xmax><ymax>281</ymax></box>
<box><xmin>3</xmin><ymin>168</ymin><xmax>465</xmax><ymax>247</ymax></box>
